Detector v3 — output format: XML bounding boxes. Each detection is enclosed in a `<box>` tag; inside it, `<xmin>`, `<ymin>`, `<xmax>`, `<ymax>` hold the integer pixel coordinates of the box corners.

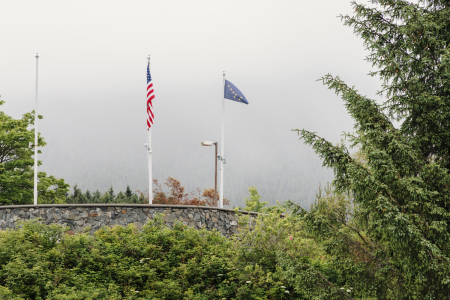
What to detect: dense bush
<box><xmin>0</xmin><ymin>211</ymin><xmax>311</xmax><ymax>299</ymax></box>
<box><xmin>0</xmin><ymin>216</ymin><xmax>231</xmax><ymax>299</ymax></box>
<box><xmin>0</xmin><ymin>205</ymin><xmax>350</xmax><ymax>300</ymax></box>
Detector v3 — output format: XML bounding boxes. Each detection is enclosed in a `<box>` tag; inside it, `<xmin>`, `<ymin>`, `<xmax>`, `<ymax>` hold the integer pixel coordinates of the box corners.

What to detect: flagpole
<box><xmin>219</xmin><ymin>71</ymin><xmax>225</xmax><ymax>208</ymax></box>
<box><xmin>148</xmin><ymin>128</ymin><xmax>153</xmax><ymax>204</ymax></box>
<box><xmin>147</xmin><ymin>56</ymin><xmax>153</xmax><ymax>204</ymax></box>
<box><xmin>34</xmin><ymin>53</ymin><xmax>39</xmax><ymax>205</ymax></box>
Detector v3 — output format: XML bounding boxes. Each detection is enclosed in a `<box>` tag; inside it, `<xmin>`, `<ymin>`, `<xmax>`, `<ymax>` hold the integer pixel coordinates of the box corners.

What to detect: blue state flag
<box><xmin>224</xmin><ymin>80</ymin><xmax>249</xmax><ymax>105</ymax></box>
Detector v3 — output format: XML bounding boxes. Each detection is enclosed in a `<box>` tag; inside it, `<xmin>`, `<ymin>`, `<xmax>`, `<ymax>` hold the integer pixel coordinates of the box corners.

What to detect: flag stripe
<box><xmin>147</xmin><ymin>62</ymin><xmax>155</xmax><ymax>129</ymax></box>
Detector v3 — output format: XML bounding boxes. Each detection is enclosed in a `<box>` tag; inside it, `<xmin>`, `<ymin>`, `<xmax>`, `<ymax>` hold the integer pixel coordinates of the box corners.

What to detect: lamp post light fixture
<box><xmin>201</xmin><ymin>141</ymin><xmax>218</xmax><ymax>206</ymax></box>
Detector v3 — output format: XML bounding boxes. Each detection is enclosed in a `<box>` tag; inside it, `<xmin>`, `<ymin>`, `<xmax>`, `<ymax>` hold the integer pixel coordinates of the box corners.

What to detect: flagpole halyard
<box><xmin>34</xmin><ymin>53</ymin><xmax>39</xmax><ymax>205</ymax></box>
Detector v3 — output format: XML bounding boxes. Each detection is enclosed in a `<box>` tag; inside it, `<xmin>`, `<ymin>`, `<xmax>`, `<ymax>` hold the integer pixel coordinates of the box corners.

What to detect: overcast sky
<box><xmin>0</xmin><ymin>0</ymin><xmax>383</xmax><ymax>207</ymax></box>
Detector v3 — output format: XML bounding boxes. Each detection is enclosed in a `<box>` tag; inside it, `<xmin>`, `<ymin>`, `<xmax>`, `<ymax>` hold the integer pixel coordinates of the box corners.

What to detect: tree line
<box><xmin>66</xmin><ymin>177</ymin><xmax>229</xmax><ymax>206</ymax></box>
<box><xmin>66</xmin><ymin>184</ymin><xmax>143</xmax><ymax>204</ymax></box>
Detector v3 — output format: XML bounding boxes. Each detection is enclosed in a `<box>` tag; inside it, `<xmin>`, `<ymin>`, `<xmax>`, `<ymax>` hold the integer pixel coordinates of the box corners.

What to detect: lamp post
<box><xmin>201</xmin><ymin>141</ymin><xmax>218</xmax><ymax>207</ymax></box>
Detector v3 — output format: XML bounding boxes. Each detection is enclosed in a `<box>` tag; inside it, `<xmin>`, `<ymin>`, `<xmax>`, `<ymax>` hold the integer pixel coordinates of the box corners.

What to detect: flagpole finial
<box><xmin>35</xmin><ymin>53</ymin><xmax>39</xmax><ymax>59</ymax></box>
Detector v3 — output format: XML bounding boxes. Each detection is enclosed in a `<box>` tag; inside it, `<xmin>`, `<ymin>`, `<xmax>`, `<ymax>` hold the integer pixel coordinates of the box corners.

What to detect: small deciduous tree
<box><xmin>0</xmin><ymin>99</ymin><xmax>69</xmax><ymax>205</ymax></box>
<box><xmin>37</xmin><ymin>173</ymin><xmax>69</xmax><ymax>204</ymax></box>
<box><xmin>243</xmin><ymin>186</ymin><xmax>269</xmax><ymax>213</ymax></box>
<box><xmin>145</xmin><ymin>177</ymin><xmax>230</xmax><ymax>206</ymax></box>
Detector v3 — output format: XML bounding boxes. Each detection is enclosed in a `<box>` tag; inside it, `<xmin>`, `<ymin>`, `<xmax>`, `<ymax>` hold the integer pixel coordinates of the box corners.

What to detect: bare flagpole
<box><xmin>219</xmin><ymin>71</ymin><xmax>225</xmax><ymax>208</ymax></box>
<box><xmin>34</xmin><ymin>53</ymin><xmax>39</xmax><ymax>205</ymax></box>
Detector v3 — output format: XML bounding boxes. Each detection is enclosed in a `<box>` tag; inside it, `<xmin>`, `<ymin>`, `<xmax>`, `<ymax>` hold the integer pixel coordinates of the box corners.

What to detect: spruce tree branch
<box><xmin>341</xmin><ymin>221</ymin><xmax>372</xmax><ymax>248</ymax></box>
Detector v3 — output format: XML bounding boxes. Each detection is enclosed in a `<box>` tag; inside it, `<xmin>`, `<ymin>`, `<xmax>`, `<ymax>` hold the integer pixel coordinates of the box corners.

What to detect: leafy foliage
<box><xmin>243</xmin><ymin>186</ymin><xmax>269</xmax><ymax>213</ymax></box>
<box><xmin>230</xmin><ymin>206</ymin><xmax>354</xmax><ymax>299</ymax></box>
<box><xmin>0</xmin><ymin>99</ymin><xmax>69</xmax><ymax>205</ymax></box>
<box><xmin>0</xmin><ymin>212</ymin><xmax>324</xmax><ymax>300</ymax></box>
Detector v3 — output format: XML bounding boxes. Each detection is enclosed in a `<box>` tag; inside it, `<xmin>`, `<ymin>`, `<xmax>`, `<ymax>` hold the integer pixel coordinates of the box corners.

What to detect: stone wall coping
<box><xmin>0</xmin><ymin>204</ymin><xmax>260</xmax><ymax>215</ymax></box>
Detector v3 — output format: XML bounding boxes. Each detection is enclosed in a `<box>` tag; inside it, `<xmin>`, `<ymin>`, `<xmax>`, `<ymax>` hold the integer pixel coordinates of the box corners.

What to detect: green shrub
<box><xmin>0</xmin><ymin>211</ymin><xmax>346</xmax><ymax>299</ymax></box>
<box><xmin>0</xmin><ymin>216</ymin><xmax>237</xmax><ymax>299</ymax></box>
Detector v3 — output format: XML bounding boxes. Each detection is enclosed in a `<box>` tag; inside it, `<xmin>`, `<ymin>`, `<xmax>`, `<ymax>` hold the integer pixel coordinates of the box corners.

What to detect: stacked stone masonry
<box><xmin>0</xmin><ymin>204</ymin><xmax>259</xmax><ymax>237</ymax></box>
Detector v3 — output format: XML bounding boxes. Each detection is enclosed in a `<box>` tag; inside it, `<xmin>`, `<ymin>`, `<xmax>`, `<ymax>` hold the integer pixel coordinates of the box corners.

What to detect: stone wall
<box><xmin>0</xmin><ymin>204</ymin><xmax>259</xmax><ymax>237</ymax></box>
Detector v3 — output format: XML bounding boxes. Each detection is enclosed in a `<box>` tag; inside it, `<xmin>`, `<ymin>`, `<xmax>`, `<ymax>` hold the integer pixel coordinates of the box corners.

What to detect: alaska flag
<box><xmin>224</xmin><ymin>80</ymin><xmax>249</xmax><ymax>104</ymax></box>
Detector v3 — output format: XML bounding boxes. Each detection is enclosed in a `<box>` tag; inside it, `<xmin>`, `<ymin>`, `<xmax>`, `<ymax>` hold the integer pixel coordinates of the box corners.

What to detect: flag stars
<box><xmin>224</xmin><ymin>80</ymin><xmax>248</xmax><ymax>104</ymax></box>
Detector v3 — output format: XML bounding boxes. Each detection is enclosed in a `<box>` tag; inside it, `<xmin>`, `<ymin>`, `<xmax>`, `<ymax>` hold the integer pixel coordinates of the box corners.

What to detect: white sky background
<box><xmin>0</xmin><ymin>0</ymin><xmax>383</xmax><ymax>206</ymax></box>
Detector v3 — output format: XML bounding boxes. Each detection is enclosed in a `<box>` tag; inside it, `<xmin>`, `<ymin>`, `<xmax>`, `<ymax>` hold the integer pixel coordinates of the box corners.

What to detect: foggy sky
<box><xmin>0</xmin><ymin>0</ymin><xmax>383</xmax><ymax>207</ymax></box>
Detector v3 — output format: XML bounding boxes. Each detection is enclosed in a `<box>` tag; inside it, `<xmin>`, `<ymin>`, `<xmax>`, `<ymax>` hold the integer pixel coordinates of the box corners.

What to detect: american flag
<box><xmin>147</xmin><ymin>62</ymin><xmax>155</xmax><ymax>129</ymax></box>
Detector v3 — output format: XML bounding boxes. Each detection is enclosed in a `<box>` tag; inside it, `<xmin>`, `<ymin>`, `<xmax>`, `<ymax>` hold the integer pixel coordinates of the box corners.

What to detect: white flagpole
<box><xmin>147</xmin><ymin>56</ymin><xmax>153</xmax><ymax>204</ymax></box>
<box><xmin>34</xmin><ymin>53</ymin><xmax>39</xmax><ymax>205</ymax></box>
<box><xmin>219</xmin><ymin>72</ymin><xmax>225</xmax><ymax>208</ymax></box>
<box><xmin>148</xmin><ymin>128</ymin><xmax>153</xmax><ymax>204</ymax></box>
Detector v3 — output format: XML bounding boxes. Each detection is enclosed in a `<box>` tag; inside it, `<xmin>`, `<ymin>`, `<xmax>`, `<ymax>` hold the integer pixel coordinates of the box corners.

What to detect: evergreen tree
<box><xmin>73</xmin><ymin>185</ymin><xmax>79</xmax><ymax>200</ymax></box>
<box><xmin>115</xmin><ymin>191</ymin><xmax>127</xmax><ymax>203</ymax></box>
<box><xmin>108</xmin><ymin>185</ymin><xmax>115</xmax><ymax>202</ymax></box>
<box><xmin>67</xmin><ymin>185</ymin><xmax>80</xmax><ymax>204</ymax></box>
<box><xmin>125</xmin><ymin>185</ymin><xmax>133</xmax><ymax>198</ymax></box>
<box><xmin>130</xmin><ymin>194</ymin><xmax>139</xmax><ymax>204</ymax></box>
<box><xmin>92</xmin><ymin>190</ymin><xmax>101</xmax><ymax>203</ymax></box>
<box><xmin>290</xmin><ymin>0</ymin><xmax>450</xmax><ymax>298</ymax></box>
<box><xmin>100</xmin><ymin>191</ymin><xmax>111</xmax><ymax>203</ymax></box>
<box><xmin>85</xmin><ymin>189</ymin><xmax>91</xmax><ymax>201</ymax></box>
